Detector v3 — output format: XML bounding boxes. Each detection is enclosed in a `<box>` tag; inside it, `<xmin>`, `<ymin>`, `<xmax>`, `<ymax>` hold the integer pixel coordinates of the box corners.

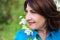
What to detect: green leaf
<box><xmin>28</xmin><ymin>36</ymin><xmax>32</xmax><ymax>40</ymax></box>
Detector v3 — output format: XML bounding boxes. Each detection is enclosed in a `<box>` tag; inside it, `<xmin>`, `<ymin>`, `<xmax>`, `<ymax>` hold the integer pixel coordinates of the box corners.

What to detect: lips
<box><xmin>28</xmin><ymin>22</ymin><xmax>35</xmax><ymax>25</ymax></box>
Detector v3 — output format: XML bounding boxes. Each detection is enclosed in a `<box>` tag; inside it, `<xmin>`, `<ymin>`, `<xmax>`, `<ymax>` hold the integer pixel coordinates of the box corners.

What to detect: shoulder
<box><xmin>14</xmin><ymin>30</ymin><xmax>28</xmax><ymax>40</ymax></box>
<box><xmin>54</xmin><ymin>29</ymin><xmax>60</xmax><ymax>36</ymax></box>
<box><xmin>16</xmin><ymin>30</ymin><xmax>25</xmax><ymax>35</ymax></box>
<box><xmin>51</xmin><ymin>29</ymin><xmax>60</xmax><ymax>40</ymax></box>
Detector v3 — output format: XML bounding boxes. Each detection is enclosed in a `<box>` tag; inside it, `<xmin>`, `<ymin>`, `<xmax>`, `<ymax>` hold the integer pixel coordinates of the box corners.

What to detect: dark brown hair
<box><xmin>24</xmin><ymin>0</ymin><xmax>60</xmax><ymax>32</ymax></box>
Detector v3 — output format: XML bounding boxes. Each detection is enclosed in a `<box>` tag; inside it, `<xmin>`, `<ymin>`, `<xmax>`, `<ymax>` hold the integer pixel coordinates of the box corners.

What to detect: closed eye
<box><xmin>25</xmin><ymin>9</ymin><xmax>37</xmax><ymax>14</ymax></box>
<box><xmin>30</xmin><ymin>10</ymin><xmax>36</xmax><ymax>13</ymax></box>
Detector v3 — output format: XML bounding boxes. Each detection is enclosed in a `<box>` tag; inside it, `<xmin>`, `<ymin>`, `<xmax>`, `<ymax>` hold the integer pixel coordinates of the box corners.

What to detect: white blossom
<box><xmin>33</xmin><ymin>37</ymin><xmax>37</xmax><ymax>40</ymax></box>
<box><xmin>19</xmin><ymin>16</ymin><xmax>22</xmax><ymax>18</ymax></box>
<box><xmin>25</xmin><ymin>29</ymin><xmax>33</xmax><ymax>35</ymax></box>
<box><xmin>19</xmin><ymin>18</ymin><xmax>26</xmax><ymax>25</ymax></box>
<box><xmin>19</xmin><ymin>16</ymin><xmax>33</xmax><ymax>36</ymax></box>
<box><xmin>22</xmin><ymin>25</ymin><xmax>29</xmax><ymax>30</ymax></box>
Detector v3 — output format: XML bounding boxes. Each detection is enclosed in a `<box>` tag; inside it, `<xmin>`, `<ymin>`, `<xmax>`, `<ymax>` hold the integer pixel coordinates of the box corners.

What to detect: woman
<box><xmin>15</xmin><ymin>0</ymin><xmax>60</xmax><ymax>40</ymax></box>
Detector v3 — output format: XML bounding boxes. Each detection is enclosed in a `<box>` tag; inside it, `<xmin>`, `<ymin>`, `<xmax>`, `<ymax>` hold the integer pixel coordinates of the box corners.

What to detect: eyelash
<box><xmin>31</xmin><ymin>11</ymin><xmax>36</xmax><ymax>13</ymax></box>
<box><xmin>25</xmin><ymin>10</ymin><xmax>36</xmax><ymax>14</ymax></box>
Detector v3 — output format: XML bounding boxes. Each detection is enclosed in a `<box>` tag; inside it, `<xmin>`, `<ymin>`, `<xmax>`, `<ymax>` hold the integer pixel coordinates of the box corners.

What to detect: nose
<box><xmin>26</xmin><ymin>13</ymin><xmax>31</xmax><ymax>21</ymax></box>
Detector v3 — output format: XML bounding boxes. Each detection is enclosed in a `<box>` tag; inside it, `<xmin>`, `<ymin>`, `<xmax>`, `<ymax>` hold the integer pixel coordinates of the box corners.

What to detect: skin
<box><xmin>25</xmin><ymin>4</ymin><xmax>47</xmax><ymax>40</ymax></box>
<box><xmin>26</xmin><ymin>4</ymin><xmax>47</xmax><ymax>40</ymax></box>
<box><xmin>25</xmin><ymin>4</ymin><xmax>46</xmax><ymax>30</ymax></box>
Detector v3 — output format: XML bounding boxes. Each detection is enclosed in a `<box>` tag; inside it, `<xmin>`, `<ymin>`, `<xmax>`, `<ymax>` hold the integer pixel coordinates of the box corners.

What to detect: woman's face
<box><xmin>25</xmin><ymin>4</ymin><xmax>46</xmax><ymax>30</ymax></box>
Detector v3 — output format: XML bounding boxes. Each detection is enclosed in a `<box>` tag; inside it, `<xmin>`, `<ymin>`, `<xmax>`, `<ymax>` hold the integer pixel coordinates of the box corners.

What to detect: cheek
<box><xmin>36</xmin><ymin>18</ymin><xmax>46</xmax><ymax>29</ymax></box>
<box><xmin>32</xmin><ymin>14</ymin><xmax>46</xmax><ymax>24</ymax></box>
<box><xmin>37</xmin><ymin>16</ymin><xmax>46</xmax><ymax>25</ymax></box>
<box><xmin>39</xmin><ymin>17</ymin><xmax>45</xmax><ymax>22</ymax></box>
<box><xmin>37</xmin><ymin>15</ymin><xmax>45</xmax><ymax>22</ymax></box>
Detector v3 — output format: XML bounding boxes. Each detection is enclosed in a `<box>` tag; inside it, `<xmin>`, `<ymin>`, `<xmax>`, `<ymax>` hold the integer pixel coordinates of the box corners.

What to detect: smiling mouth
<box><xmin>28</xmin><ymin>22</ymin><xmax>36</xmax><ymax>26</ymax></box>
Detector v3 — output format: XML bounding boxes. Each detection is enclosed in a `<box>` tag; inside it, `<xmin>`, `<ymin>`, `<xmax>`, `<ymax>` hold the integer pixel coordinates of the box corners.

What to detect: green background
<box><xmin>0</xmin><ymin>0</ymin><xmax>25</xmax><ymax>40</ymax></box>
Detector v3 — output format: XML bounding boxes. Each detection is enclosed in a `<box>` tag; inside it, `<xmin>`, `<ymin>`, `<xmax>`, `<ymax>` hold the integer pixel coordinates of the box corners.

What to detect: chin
<box><xmin>29</xmin><ymin>26</ymin><xmax>36</xmax><ymax>30</ymax></box>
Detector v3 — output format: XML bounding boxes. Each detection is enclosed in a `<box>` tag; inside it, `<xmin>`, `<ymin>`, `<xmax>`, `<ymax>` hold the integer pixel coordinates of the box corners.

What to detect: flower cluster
<box><xmin>19</xmin><ymin>16</ymin><xmax>33</xmax><ymax>35</ymax></box>
<box><xmin>53</xmin><ymin>0</ymin><xmax>60</xmax><ymax>11</ymax></box>
<box><xmin>19</xmin><ymin>16</ymin><xmax>39</xmax><ymax>40</ymax></box>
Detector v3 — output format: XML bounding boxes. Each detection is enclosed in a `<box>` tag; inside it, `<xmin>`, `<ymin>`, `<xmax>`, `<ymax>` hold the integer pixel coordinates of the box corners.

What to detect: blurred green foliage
<box><xmin>0</xmin><ymin>0</ymin><xmax>25</xmax><ymax>40</ymax></box>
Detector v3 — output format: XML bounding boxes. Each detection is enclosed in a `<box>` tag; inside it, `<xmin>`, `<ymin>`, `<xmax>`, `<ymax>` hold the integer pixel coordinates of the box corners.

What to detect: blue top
<box><xmin>14</xmin><ymin>29</ymin><xmax>60</xmax><ymax>40</ymax></box>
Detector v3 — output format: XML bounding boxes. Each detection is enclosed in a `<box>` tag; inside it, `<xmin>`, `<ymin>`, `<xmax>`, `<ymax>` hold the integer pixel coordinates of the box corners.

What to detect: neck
<box><xmin>38</xmin><ymin>28</ymin><xmax>47</xmax><ymax>35</ymax></box>
<box><xmin>38</xmin><ymin>29</ymin><xmax>48</xmax><ymax>40</ymax></box>
<box><xmin>38</xmin><ymin>23</ymin><xmax>48</xmax><ymax>36</ymax></box>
